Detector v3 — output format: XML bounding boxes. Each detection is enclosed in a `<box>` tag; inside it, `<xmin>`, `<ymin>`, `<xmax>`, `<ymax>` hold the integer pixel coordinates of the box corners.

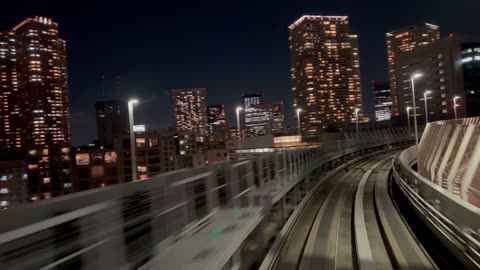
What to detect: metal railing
<box><xmin>0</xmin><ymin>135</ymin><xmax>410</xmax><ymax>270</ymax></box>
<box><xmin>392</xmin><ymin>146</ymin><xmax>480</xmax><ymax>269</ymax></box>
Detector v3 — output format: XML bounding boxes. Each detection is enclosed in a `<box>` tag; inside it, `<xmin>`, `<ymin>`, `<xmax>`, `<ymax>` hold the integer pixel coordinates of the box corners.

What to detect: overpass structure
<box><xmin>0</xmin><ymin>122</ymin><xmax>478</xmax><ymax>270</ymax></box>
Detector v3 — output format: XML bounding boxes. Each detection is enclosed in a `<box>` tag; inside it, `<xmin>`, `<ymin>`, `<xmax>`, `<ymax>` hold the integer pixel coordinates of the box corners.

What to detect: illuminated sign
<box><xmin>133</xmin><ymin>125</ymin><xmax>146</xmax><ymax>132</ymax></box>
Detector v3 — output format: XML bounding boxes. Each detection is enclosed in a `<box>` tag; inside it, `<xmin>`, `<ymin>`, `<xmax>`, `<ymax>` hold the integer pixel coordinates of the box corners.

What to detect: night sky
<box><xmin>1</xmin><ymin>0</ymin><xmax>478</xmax><ymax>146</ymax></box>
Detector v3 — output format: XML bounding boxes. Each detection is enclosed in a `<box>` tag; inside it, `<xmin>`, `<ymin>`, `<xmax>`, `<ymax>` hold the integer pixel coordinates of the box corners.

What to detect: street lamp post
<box><xmin>128</xmin><ymin>99</ymin><xmax>139</xmax><ymax>181</ymax></box>
<box><xmin>296</xmin><ymin>108</ymin><xmax>302</xmax><ymax>136</ymax></box>
<box><xmin>355</xmin><ymin>108</ymin><xmax>360</xmax><ymax>137</ymax></box>
<box><xmin>453</xmin><ymin>96</ymin><xmax>460</xmax><ymax>120</ymax></box>
<box><xmin>411</xmin><ymin>73</ymin><xmax>423</xmax><ymax>152</ymax></box>
<box><xmin>406</xmin><ymin>106</ymin><xmax>412</xmax><ymax>134</ymax></box>
<box><xmin>236</xmin><ymin>107</ymin><xmax>243</xmax><ymax>151</ymax></box>
<box><xmin>424</xmin><ymin>90</ymin><xmax>432</xmax><ymax>124</ymax></box>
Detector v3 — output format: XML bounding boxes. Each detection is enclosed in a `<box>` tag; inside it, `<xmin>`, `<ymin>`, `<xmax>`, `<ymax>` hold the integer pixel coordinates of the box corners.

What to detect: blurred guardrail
<box><xmin>392</xmin><ymin>146</ymin><xmax>480</xmax><ymax>269</ymax></box>
<box><xmin>0</xmin><ymin>135</ymin><xmax>411</xmax><ymax>270</ymax></box>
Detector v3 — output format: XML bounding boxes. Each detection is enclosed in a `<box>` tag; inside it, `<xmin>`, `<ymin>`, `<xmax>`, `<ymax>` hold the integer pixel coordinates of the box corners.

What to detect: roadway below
<box><xmin>269</xmin><ymin>151</ymin><xmax>437</xmax><ymax>270</ymax></box>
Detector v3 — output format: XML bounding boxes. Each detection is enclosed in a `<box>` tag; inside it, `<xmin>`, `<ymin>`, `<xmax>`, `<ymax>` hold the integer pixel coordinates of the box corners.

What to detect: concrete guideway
<box><xmin>367</xmin><ymin>159</ymin><xmax>436</xmax><ymax>270</ymax></box>
<box><xmin>261</xmin><ymin>153</ymin><xmax>383</xmax><ymax>270</ymax></box>
<box><xmin>264</xmin><ymin>150</ymin><xmax>436</xmax><ymax>270</ymax></box>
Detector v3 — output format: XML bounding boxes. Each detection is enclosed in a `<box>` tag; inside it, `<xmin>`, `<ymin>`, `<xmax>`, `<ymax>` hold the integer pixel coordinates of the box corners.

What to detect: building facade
<box><xmin>386</xmin><ymin>23</ymin><xmax>440</xmax><ymax>114</ymax></box>
<box><xmin>395</xmin><ymin>36</ymin><xmax>480</xmax><ymax>121</ymax></box>
<box><xmin>289</xmin><ymin>15</ymin><xmax>363</xmax><ymax>136</ymax></box>
<box><xmin>95</xmin><ymin>100</ymin><xmax>128</xmax><ymax>147</ymax></box>
<box><xmin>172</xmin><ymin>88</ymin><xmax>208</xmax><ymax>142</ymax></box>
<box><xmin>0</xmin><ymin>160</ymin><xmax>29</xmax><ymax>210</ymax></box>
<box><xmin>207</xmin><ymin>104</ymin><xmax>226</xmax><ymax>142</ymax></box>
<box><xmin>372</xmin><ymin>81</ymin><xmax>392</xmax><ymax>121</ymax></box>
<box><xmin>272</xmin><ymin>101</ymin><xmax>285</xmax><ymax>134</ymax></box>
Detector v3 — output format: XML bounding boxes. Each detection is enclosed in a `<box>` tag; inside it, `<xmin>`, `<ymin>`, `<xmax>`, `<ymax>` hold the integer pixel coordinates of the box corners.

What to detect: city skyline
<box><xmin>0</xmin><ymin>1</ymin><xmax>478</xmax><ymax>145</ymax></box>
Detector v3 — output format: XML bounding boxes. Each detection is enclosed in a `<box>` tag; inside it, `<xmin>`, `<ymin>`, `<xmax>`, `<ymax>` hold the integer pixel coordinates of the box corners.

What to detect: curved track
<box><xmin>270</xmin><ymin>151</ymin><xmax>436</xmax><ymax>270</ymax></box>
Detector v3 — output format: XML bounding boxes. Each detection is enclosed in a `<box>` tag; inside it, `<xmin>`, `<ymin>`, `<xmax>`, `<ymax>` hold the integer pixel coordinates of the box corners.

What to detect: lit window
<box><xmin>43</xmin><ymin>177</ymin><xmax>50</xmax><ymax>184</ymax></box>
<box><xmin>462</xmin><ymin>57</ymin><xmax>473</xmax><ymax>63</ymax></box>
<box><xmin>0</xmin><ymin>201</ymin><xmax>8</xmax><ymax>207</ymax></box>
<box><xmin>136</xmin><ymin>138</ymin><xmax>146</xmax><ymax>147</ymax></box>
<box><xmin>28</xmin><ymin>164</ymin><xmax>38</xmax><ymax>170</ymax></box>
<box><xmin>0</xmin><ymin>188</ymin><xmax>7</xmax><ymax>194</ymax></box>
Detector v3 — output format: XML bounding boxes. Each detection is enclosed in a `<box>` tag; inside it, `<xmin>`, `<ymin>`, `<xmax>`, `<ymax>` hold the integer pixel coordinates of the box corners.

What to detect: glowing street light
<box><xmin>406</xmin><ymin>106</ymin><xmax>412</xmax><ymax>133</ymax></box>
<box><xmin>410</xmin><ymin>72</ymin><xmax>423</xmax><ymax>152</ymax></box>
<box><xmin>453</xmin><ymin>96</ymin><xmax>460</xmax><ymax>120</ymax></box>
<box><xmin>128</xmin><ymin>99</ymin><xmax>139</xmax><ymax>181</ymax></box>
<box><xmin>296</xmin><ymin>108</ymin><xmax>303</xmax><ymax>136</ymax></box>
<box><xmin>236</xmin><ymin>107</ymin><xmax>243</xmax><ymax>151</ymax></box>
<box><xmin>424</xmin><ymin>90</ymin><xmax>432</xmax><ymax>124</ymax></box>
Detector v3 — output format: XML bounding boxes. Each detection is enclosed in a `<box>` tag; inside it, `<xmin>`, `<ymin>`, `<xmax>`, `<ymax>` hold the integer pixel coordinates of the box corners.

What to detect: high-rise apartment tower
<box><xmin>289</xmin><ymin>15</ymin><xmax>363</xmax><ymax>136</ymax></box>
<box><xmin>172</xmin><ymin>88</ymin><xmax>208</xmax><ymax>142</ymax></box>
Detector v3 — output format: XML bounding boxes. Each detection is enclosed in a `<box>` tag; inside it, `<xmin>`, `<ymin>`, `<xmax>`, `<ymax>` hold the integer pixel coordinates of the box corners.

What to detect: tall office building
<box><xmin>386</xmin><ymin>23</ymin><xmax>440</xmax><ymax>114</ymax></box>
<box><xmin>289</xmin><ymin>15</ymin><xmax>363</xmax><ymax>136</ymax></box>
<box><xmin>172</xmin><ymin>88</ymin><xmax>208</xmax><ymax>142</ymax></box>
<box><xmin>0</xmin><ymin>17</ymin><xmax>72</xmax><ymax>200</ymax></box>
<box><xmin>95</xmin><ymin>100</ymin><xmax>128</xmax><ymax>147</ymax></box>
<box><xmin>372</xmin><ymin>81</ymin><xmax>392</xmax><ymax>121</ymax></box>
<box><xmin>395</xmin><ymin>36</ymin><xmax>480</xmax><ymax>120</ymax></box>
<box><xmin>272</xmin><ymin>101</ymin><xmax>285</xmax><ymax>134</ymax></box>
<box><xmin>207</xmin><ymin>104</ymin><xmax>226</xmax><ymax>142</ymax></box>
<box><xmin>244</xmin><ymin>104</ymin><xmax>273</xmax><ymax>137</ymax></box>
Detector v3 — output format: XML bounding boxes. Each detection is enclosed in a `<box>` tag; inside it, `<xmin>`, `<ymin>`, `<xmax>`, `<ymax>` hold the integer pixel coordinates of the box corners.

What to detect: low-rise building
<box><xmin>115</xmin><ymin>130</ymin><xmax>203</xmax><ymax>182</ymax></box>
<box><xmin>72</xmin><ymin>146</ymin><xmax>122</xmax><ymax>191</ymax></box>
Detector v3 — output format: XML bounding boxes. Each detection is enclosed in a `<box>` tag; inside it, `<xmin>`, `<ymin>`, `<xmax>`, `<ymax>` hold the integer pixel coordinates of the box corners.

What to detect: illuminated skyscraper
<box><xmin>172</xmin><ymin>88</ymin><xmax>208</xmax><ymax>142</ymax></box>
<box><xmin>14</xmin><ymin>17</ymin><xmax>70</xmax><ymax>148</ymax></box>
<box><xmin>386</xmin><ymin>23</ymin><xmax>440</xmax><ymax>114</ymax></box>
<box><xmin>289</xmin><ymin>15</ymin><xmax>363</xmax><ymax>136</ymax></box>
<box><xmin>0</xmin><ymin>17</ymin><xmax>72</xmax><ymax>200</ymax></box>
<box><xmin>207</xmin><ymin>104</ymin><xmax>226</xmax><ymax>142</ymax></box>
